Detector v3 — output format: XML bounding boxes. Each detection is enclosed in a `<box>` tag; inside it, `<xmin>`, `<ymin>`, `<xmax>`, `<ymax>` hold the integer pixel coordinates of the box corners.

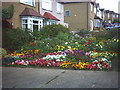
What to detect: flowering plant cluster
<box><xmin>2</xmin><ymin>31</ymin><xmax>119</xmax><ymax>71</ymax></box>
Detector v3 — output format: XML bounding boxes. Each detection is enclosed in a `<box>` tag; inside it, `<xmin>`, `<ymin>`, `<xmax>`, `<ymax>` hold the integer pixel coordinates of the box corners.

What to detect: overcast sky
<box><xmin>96</xmin><ymin>0</ymin><xmax>120</xmax><ymax>13</ymax></box>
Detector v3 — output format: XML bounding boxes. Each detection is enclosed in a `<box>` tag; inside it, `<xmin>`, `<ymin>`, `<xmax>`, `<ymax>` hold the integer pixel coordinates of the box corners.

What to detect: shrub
<box><xmin>77</xmin><ymin>29</ymin><xmax>90</xmax><ymax>37</ymax></box>
<box><xmin>39</xmin><ymin>24</ymin><xmax>69</xmax><ymax>39</ymax></box>
<box><xmin>0</xmin><ymin>48</ymin><xmax>7</xmax><ymax>57</ymax></box>
<box><xmin>2</xmin><ymin>28</ymin><xmax>34</xmax><ymax>52</ymax></box>
<box><xmin>55</xmin><ymin>31</ymin><xmax>69</xmax><ymax>41</ymax></box>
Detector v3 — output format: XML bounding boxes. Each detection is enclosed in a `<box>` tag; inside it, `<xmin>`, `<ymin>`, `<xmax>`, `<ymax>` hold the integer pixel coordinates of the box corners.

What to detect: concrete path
<box><xmin>2</xmin><ymin>67</ymin><xmax>119</xmax><ymax>88</ymax></box>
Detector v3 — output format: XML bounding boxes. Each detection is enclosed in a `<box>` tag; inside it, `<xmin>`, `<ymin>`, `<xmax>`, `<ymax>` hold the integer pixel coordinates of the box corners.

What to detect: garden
<box><xmin>1</xmin><ymin>24</ymin><xmax>120</xmax><ymax>70</ymax></box>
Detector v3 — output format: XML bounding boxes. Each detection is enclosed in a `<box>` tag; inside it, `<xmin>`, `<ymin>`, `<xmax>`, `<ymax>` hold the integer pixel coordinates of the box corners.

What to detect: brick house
<box><xmin>2</xmin><ymin>0</ymin><xmax>67</xmax><ymax>32</ymax></box>
<box><xmin>59</xmin><ymin>0</ymin><xmax>96</xmax><ymax>31</ymax></box>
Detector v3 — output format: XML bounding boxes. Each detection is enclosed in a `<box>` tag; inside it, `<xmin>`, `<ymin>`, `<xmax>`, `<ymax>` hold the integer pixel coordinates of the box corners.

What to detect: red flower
<box><xmin>86</xmin><ymin>42</ymin><xmax>89</xmax><ymax>44</ymax></box>
<box><xmin>89</xmin><ymin>40</ymin><xmax>93</xmax><ymax>42</ymax></box>
<box><xmin>29</xmin><ymin>43</ymin><xmax>38</xmax><ymax>46</ymax></box>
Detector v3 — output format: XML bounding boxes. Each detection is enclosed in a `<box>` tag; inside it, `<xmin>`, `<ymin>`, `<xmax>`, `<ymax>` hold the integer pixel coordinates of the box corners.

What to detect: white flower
<box><xmin>75</xmin><ymin>42</ymin><xmax>78</xmax><ymax>44</ymax></box>
<box><xmin>96</xmin><ymin>44</ymin><xmax>98</xmax><ymax>46</ymax></box>
<box><xmin>65</xmin><ymin>42</ymin><xmax>68</xmax><ymax>44</ymax></box>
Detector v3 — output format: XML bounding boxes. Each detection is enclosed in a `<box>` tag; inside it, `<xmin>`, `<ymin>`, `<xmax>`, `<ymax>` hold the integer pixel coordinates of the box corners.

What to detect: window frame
<box><xmin>65</xmin><ymin>10</ymin><xmax>70</xmax><ymax>16</ymax></box>
<box><xmin>21</xmin><ymin>16</ymin><xmax>43</xmax><ymax>32</ymax></box>
<box><xmin>57</xmin><ymin>3</ymin><xmax>63</xmax><ymax>14</ymax></box>
<box><xmin>42</xmin><ymin>0</ymin><xmax>52</xmax><ymax>11</ymax></box>
<box><xmin>20</xmin><ymin>0</ymin><xmax>35</xmax><ymax>7</ymax></box>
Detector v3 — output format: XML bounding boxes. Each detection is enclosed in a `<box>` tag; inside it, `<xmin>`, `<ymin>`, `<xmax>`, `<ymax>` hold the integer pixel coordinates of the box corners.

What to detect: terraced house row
<box><xmin>59</xmin><ymin>0</ymin><xmax>120</xmax><ymax>31</ymax></box>
<box><xmin>2</xmin><ymin>0</ymin><xmax>120</xmax><ymax>31</ymax></box>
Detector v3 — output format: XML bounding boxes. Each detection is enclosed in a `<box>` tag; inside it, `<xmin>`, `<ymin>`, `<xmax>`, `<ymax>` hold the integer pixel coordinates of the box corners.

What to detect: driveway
<box><xmin>2</xmin><ymin>67</ymin><xmax>119</xmax><ymax>88</ymax></box>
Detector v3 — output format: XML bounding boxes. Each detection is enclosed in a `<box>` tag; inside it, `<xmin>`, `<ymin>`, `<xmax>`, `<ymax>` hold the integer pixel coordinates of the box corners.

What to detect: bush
<box><xmin>0</xmin><ymin>48</ymin><xmax>7</xmax><ymax>57</ymax></box>
<box><xmin>39</xmin><ymin>24</ymin><xmax>69</xmax><ymax>39</ymax></box>
<box><xmin>77</xmin><ymin>29</ymin><xmax>90</xmax><ymax>37</ymax></box>
<box><xmin>55</xmin><ymin>31</ymin><xmax>69</xmax><ymax>41</ymax></box>
<box><xmin>92</xmin><ymin>28</ymin><xmax>120</xmax><ymax>40</ymax></box>
<box><xmin>2</xmin><ymin>28</ymin><xmax>34</xmax><ymax>52</ymax></box>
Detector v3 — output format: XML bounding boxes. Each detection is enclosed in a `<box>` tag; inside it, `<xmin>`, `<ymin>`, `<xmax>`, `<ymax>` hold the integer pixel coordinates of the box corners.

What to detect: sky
<box><xmin>96</xmin><ymin>0</ymin><xmax>120</xmax><ymax>13</ymax></box>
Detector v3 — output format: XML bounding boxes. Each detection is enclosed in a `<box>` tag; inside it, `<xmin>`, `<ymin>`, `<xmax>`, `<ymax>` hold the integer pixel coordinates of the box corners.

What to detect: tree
<box><xmin>2</xmin><ymin>4</ymin><xmax>14</xmax><ymax>20</ymax></box>
<box><xmin>112</xmin><ymin>19</ymin><xmax>120</xmax><ymax>23</ymax></box>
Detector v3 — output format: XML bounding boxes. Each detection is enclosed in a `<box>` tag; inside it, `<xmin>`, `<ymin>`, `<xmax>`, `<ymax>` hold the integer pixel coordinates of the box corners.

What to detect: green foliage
<box><xmin>2</xmin><ymin>28</ymin><xmax>34</xmax><ymax>51</ymax></box>
<box><xmin>77</xmin><ymin>29</ymin><xmax>90</xmax><ymax>37</ymax></box>
<box><xmin>2</xmin><ymin>4</ymin><xmax>14</xmax><ymax>20</ymax></box>
<box><xmin>55</xmin><ymin>31</ymin><xmax>69</xmax><ymax>41</ymax></box>
<box><xmin>31</xmin><ymin>30</ymin><xmax>43</xmax><ymax>40</ymax></box>
<box><xmin>39</xmin><ymin>24</ymin><xmax>69</xmax><ymax>39</ymax></box>
<box><xmin>91</xmin><ymin>28</ymin><xmax>120</xmax><ymax>40</ymax></box>
<box><xmin>113</xmin><ymin>19</ymin><xmax>120</xmax><ymax>23</ymax></box>
<box><xmin>0</xmin><ymin>48</ymin><xmax>7</xmax><ymax>57</ymax></box>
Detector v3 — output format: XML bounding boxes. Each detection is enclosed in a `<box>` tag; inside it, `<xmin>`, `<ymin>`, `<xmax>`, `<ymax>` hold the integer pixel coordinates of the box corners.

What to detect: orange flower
<box><xmin>86</xmin><ymin>42</ymin><xmax>89</xmax><ymax>44</ymax></box>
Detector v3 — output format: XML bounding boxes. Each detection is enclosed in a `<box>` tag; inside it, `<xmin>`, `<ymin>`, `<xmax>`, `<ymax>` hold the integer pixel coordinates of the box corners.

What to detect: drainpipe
<box><xmin>38</xmin><ymin>0</ymin><xmax>40</xmax><ymax>14</ymax></box>
<box><xmin>86</xmin><ymin>2</ymin><xmax>89</xmax><ymax>30</ymax></box>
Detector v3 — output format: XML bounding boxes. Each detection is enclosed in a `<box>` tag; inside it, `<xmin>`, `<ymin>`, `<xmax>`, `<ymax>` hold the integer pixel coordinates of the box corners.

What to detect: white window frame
<box><xmin>42</xmin><ymin>0</ymin><xmax>52</xmax><ymax>11</ymax></box>
<box><xmin>65</xmin><ymin>10</ymin><xmax>70</xmax><ymax>16</ymax></box>
<box><xmin>43</xmin><ymin>19</ymin><xmax>57</xmax><ymax>26</ymax></box>
<box><xmin>20</xmin><ymin>0</ymin><xmax>35</xmax><ymax>6</ymax></box>
<box><xmin>91</xmin><ymin>4</ymin><xmax>93</xmax><ymax>12</ymax></box>
<box><xmin>21</xmin><ymin>16</ymin><xmax>43</xmax><ymax>32</ymax></box>
<box><xmin>57</xmin><ymin>3</ymin><xmax>63</xmax><ymax>14</ymax></box>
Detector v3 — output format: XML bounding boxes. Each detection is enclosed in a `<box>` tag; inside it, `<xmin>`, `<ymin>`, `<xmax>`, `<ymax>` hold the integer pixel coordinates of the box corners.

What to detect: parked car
<box><xmin>105</xmin><ymin>25</ymin><xmax>114</xmax><ymax>30</ymax></box>
<box><xmin>114</xmin><ymin>25</ymin><xmax>120</xmax><ymax>29</ymax></box>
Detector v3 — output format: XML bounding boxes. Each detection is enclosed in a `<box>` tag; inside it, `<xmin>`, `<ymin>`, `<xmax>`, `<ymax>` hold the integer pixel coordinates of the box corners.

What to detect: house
<box><xmin>118</xmin><ymin>1</ymin><xmax>120</xmax><ymax>13</ymax></box>
<box><xmin>109</xmin><ymin>11</ymin><xmax>114</xmax><ymax>23</ymax></box>
<box><xmin>2</xmin><ymin>0</ymin><xmax>67</xmax><ymax>32</ymax></box>
<box><xmin>103</xmin><ymin>10</ymin><xmax>110</xmax><ymax>23</ymax></box>
<box><xmin>39</xmin><ymin>0</ymin><xmax>68</xmax><ymax>27</ymax></box>
<box><xmin>59</xmin><ymin>0</ymin><xmax>96</xmax><ymax>31</ymax></box>
<box><xmin>93</xmin><ymin>3</ymin><xmax>102</xmax><ymax>28</ymax></box>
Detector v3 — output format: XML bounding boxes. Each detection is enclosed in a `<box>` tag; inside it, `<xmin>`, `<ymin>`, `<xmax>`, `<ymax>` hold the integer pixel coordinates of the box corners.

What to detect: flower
<box><xmin>65</xmin><ymin>42</ymin><xmax>68</xmax><ymax>44</ymax></box>
<box><xmin>86</xmin><ymin>42</ymin><xmax>89</xmax><ymax>44</ymax></box>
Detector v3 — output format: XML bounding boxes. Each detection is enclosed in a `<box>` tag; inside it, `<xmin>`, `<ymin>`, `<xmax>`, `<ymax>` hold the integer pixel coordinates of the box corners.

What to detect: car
<box><xmin>105</xmin><ymin>25</ymin><xmax>114</xmax><ymax>30</ymax></box>
<box><xmin>114</xmin><ymin>25</ymin><xmax>120</xmax><ymax>29</ymax></box>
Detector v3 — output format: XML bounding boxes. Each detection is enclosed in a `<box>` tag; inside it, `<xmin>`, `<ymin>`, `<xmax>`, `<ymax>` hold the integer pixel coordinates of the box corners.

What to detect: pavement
<box><xmin>1</xmin><ymin>67</ymin><xmax>119</xmax><ymax>88</ymax></box>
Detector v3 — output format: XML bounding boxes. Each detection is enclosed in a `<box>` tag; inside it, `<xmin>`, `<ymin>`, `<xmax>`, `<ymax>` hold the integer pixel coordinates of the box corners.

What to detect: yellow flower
<box><xmin>116</xmin><ymin>40</ymin><xmax>119</xmax><ymax>42</ymax></box>
<box><xmin>113</xmin><ymin>38</ymin><xmax>116</xmax><ymax>41</ymax></box>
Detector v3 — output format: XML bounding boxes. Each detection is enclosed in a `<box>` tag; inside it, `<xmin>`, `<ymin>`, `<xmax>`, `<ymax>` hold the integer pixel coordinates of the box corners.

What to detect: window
<box><xmin>57</xmin><ymin>3</ymin><xmax>63</xmax><ymax>14</ymax></box>
<box><xmin>43</xmin><ymin>19</ymin><xmax>57</xmax><ymax>26</ymax></box>
<box><xmin>91</xmin><ymin>4</ymin><xmax>93</xmax><ymax>11</ymax></box>
<box><xmin>42</xmin><ymin>0</ymin><xmax>52</xmax><ymax>11</ymax></box>
<box><xmin>65</xmin><ymin>10</ymin><xmax>70</xmax><ymax>16</ymax></box>
<box><xmin>21</xmin><ymin>17</ymin><xmax>43</xmax><ymax>32</ymax></box>
<box><xmin>20</xmin><ymin>0</ymin><xmax>35</xmax><ymax>6</ymax></box>
<box><xmin>22</xmin><ymin>19</ymin><xmax>28</xmax><ymax>30</ymax></box>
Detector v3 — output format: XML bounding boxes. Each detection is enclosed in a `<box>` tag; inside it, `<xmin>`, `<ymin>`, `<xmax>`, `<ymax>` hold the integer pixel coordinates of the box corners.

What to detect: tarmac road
<box><xmin>2</xmin><ymin>67</ymin><xmax>119</xmax><ymax>88</ymax></box>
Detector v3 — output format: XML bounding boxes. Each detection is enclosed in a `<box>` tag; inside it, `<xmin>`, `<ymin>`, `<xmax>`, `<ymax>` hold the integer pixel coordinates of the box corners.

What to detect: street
<box><xmin>2</xmin><ymin>67</ymin><xmax>118</xmax><ymax>88</ymax></box>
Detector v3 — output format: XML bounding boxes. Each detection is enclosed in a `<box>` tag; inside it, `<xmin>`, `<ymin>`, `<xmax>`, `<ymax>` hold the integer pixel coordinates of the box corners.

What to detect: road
<box><xmin>2</xmin><ymin>67</ymin><xmax>119</xmax><ymax>88</ymax></box>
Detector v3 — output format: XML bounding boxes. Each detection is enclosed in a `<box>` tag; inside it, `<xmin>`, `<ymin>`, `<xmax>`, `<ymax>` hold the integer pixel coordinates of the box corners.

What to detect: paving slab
<box><xmin>2</xmin><ymin>67</ymin><xmax>119</xmax><ymax>88</ymax></box>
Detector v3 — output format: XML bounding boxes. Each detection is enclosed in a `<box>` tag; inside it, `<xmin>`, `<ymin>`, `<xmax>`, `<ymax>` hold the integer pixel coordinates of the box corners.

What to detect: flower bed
<box><xmin>2</xmin><ymin>31</ymin><xmax>119</xmax><ymax>70</ymax></box>
<box><xmin>3</xmin><ymin>48</ymin><xmax>117</xmax><ymax>70</ymax></box>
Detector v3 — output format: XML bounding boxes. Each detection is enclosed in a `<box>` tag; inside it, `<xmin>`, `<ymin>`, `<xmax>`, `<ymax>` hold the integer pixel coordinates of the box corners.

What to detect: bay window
<box><xmin>21</xmin><ymin>16</ymin><xmax>43</xmax><ymax>32</ymax></box>
<box><xmin>43</xmin><ymin>19</ymin><xmax>57</xmax><ymax>26</ymax></box>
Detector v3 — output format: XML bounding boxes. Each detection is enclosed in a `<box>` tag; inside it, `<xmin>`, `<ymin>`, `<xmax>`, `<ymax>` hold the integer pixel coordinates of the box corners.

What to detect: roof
<box><xmin>94</xmin><ymin>15</ymin><xmax>101</xmax><ymax>20</ymax></box>
<box><xmin>20</xmin><ymin>8</ymin><xmax>43</xmax><ymax>17</ymax></box>
<box><xmin>43</xmin><ymin>12</ymin><xmax>60</xmax><ymax>21</ymax></box>
<box><xmin>58</xmin><ymin>0</ymin><xmax>96</xmax><ymax>3</ymax></box>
